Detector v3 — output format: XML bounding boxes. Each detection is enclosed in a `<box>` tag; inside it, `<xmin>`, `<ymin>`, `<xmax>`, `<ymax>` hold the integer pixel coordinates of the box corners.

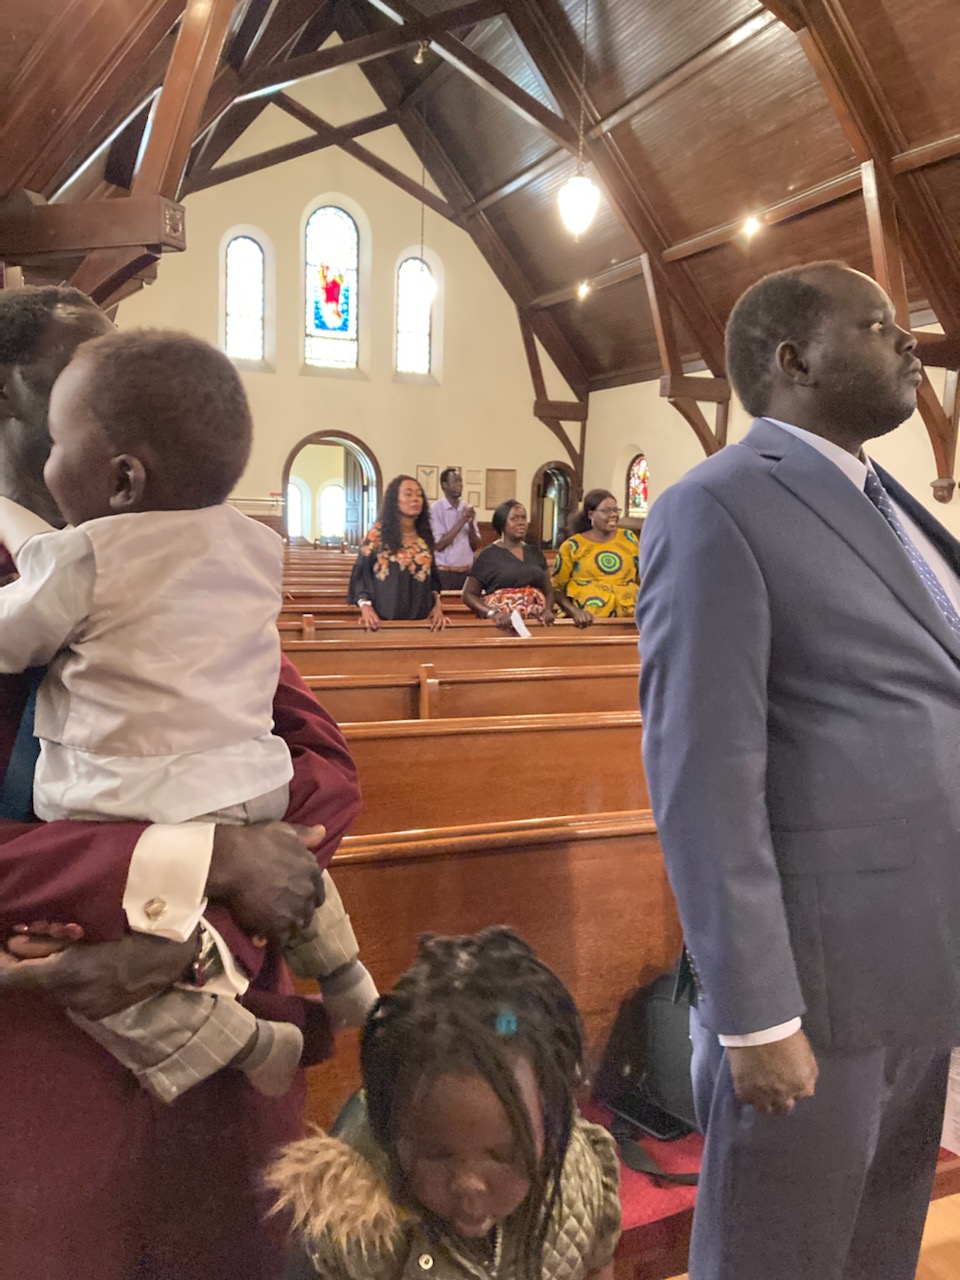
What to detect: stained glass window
<box><xmin>627</xmin><ymin>452</ymin><xmax>650</xmax><ymax>519</ymax></box>
<box><xmin>304</xmin><ymin>206</ymin><xmax>359</xmax><ymax>369</ymax></box>
<box><xmin>224</xmin><ymin>235</ymin><xmax>265</xmax><ymax>360</ymax></box>
<box><xmin>396</xmin><ymin>256</ymin><xmax>434</xmax><ymax>375</ymax></box>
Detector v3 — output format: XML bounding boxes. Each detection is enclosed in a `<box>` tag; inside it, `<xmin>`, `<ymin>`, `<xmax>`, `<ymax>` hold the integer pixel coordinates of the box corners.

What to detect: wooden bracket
<box><xmin>641</xmin><ymin>254</ymin><xmax>729</xmax><ymax>455</ymax></box>
<box><xmin>861</xmin><ymin>159</ymin><xmax>959</xmax><ymax>500</ymax></box>
<box><xmin>518</xmin><ymin>309</ymin><xmax>586</xmax><ymax>491</ymax></box>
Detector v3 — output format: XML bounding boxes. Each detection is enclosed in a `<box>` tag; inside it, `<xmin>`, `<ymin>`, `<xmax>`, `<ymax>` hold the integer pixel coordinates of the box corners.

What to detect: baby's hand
<box><xmin>7</xmin><ymin>920</ymin><xmax>85</xmax><ymax>958</ymax></box>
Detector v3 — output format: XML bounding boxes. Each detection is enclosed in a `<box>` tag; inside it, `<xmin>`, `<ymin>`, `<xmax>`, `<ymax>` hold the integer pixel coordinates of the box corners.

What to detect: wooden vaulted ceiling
<box><xmin>1</xmin><ymin>0</ymin><xmax>959</xmax><ymax>473</ymax></box>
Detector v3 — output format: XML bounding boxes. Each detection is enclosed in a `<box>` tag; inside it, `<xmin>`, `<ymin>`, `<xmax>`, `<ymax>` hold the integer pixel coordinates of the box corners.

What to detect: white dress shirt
<box><xmin>0</xmin><ymin>504</ymin><xmax>292</xmax><ymax>825</ymax></box>
<box><xmin>720</xmin><ymin>418</ymin><xmax>960</xmax><ymax>1047</ymax></box>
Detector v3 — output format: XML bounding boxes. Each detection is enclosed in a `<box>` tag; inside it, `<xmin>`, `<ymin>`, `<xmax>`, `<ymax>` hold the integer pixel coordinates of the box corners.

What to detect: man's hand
<box><xmin>0</xmin><ymin>931</ymin><xmax>198</xmax><ymax>1020</ymax></box>
<box><xmin>206</xmin><ymin>822</ymin><xmax>326</xmax><ymax>940</ymax></box>
<box><xmin>460</xmin><ymin>505</ymin><xmax>476</xmax><ymax>525</ymax></box>
<box><xmin>727</xmin><ymin>1029</ymin><xmax>819</xmax><ymax>1114</ymax></box>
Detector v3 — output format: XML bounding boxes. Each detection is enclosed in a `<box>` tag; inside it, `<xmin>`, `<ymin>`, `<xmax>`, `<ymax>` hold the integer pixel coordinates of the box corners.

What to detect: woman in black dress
<box><xmin>462</xmin><ymin>499</ymin><xmax>561</xmax><ymax>629</ymax></box>
<box><xmin>348</xmin><ymin>475</ymin><xmax>447</xmax><ymax>631</ymax></box>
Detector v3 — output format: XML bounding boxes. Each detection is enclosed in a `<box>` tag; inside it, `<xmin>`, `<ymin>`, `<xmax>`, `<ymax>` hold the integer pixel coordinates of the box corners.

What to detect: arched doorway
<box><xmin>280</xmin><ymin>432</ymin><xmax>382</xmax><ymax>547</ymax></box>
<box><xmin>530</xmin><ymin>461</ymin><xmax>576</xmax><ymax>550</ymax></box>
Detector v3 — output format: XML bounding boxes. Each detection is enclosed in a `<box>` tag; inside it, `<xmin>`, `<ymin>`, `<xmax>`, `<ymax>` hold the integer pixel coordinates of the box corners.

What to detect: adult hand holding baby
<box><xmin>206</xmin><ymin>820</ymin><xmax>327</xmax><ymax>939</ymax></box>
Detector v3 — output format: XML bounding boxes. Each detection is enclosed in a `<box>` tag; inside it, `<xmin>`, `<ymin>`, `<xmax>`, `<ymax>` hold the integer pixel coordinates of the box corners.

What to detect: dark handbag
<box><xmin>594</xmin><ymin>956</ymin><xmax>699</xmax><ymax>1185</ymax></box>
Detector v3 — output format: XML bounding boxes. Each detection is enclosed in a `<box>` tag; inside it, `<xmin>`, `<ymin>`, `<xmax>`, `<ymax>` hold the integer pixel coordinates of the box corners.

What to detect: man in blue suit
<box><xmin>638</xmin><ymin>261</ymin><xmax>960</xmax><ymax>1280</ymax></box>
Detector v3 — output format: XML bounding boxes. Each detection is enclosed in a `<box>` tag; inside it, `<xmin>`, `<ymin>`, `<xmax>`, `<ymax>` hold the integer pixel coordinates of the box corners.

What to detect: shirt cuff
<box><xmin>719</xmin><ymin>1017</ymin><xmax>802</xmax><ymax>1047</ymax></box>
<box><xmin>122</xmin><ymin>822</ymin><xmax>215</xmax><ymax>942</ymax></box>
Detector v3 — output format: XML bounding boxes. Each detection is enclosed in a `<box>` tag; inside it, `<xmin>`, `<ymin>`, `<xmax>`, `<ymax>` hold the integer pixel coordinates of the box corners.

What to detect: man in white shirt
<box><xmin>430</xmin><ymin>466</ymin><xmax>480</xmax><ymax>590</ymax></box>
<box><xmin>638</xmin><ymin>262</ymin><xmax>960</xmax><ymax>1280</ymax></box>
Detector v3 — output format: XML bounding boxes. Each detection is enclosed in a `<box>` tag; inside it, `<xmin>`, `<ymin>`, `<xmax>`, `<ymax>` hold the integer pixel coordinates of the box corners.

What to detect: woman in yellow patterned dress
<box><xmin>551</xmin><ymin>489</ymin><xmax>639</xmax><ymax>625</ymax></box>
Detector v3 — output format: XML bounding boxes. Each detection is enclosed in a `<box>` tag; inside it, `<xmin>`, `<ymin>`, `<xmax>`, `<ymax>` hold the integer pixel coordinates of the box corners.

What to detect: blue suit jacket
<box><xmin>638</xmin><ymin>418</ymin><xmax>960</xmax><ymax>1050</ymax></box>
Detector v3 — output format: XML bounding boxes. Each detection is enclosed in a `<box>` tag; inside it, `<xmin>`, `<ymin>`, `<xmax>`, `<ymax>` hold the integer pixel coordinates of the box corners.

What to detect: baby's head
<box><xmin>45</xmin><ymin>329</ymin><xmax>252</xmax><ymax>525</ymax></box>
<box><xmin>361</xmin><ymin>928</ymin><xmax>584</xmax><ymax>1272</ymax></box>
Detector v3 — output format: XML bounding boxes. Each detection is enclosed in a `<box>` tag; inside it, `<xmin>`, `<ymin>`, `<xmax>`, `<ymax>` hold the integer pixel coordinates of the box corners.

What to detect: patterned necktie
<box><xmin>863</xmin><ymin>468</ymin><xmax>960</xmax><ymax>639</ymax></box>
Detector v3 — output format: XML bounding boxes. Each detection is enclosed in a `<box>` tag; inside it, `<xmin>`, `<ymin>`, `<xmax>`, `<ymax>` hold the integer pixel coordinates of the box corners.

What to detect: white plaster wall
<box><xmin>116</xmin><ymin>58</ymin><xmax>572</xmax><ymax>519</ymax></box>
<box><xmin>585</xmin><ymin>368</ymin><xmax>960</xmax><ymax>538</ymax></box>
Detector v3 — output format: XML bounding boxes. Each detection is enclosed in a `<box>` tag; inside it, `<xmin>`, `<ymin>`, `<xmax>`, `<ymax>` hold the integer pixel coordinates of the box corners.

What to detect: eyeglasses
<box><xmin>595</xmin><ymin>506</ymin><xmax>621</xmax><ymax>516</ymax></box>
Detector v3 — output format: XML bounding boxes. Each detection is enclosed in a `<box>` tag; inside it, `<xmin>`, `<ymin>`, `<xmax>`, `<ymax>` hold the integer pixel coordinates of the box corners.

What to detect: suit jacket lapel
<box><xmin>742</xmin><ymin>419</ymin><xmax>960</xmax><ymax>665</ymax></box>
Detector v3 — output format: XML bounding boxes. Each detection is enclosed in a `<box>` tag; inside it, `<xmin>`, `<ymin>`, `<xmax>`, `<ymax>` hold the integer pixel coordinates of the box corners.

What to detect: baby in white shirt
<box><xmin>0</xmin><ymin>329</ymin><xmax>376</xmax><ymax>1103</ymax></box>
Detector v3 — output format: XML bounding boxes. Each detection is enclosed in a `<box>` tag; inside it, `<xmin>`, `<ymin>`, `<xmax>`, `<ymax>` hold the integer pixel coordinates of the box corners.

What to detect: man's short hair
<box><xmin>440</xmin><ymin>467</ymin><xmax>460</xmax><ymax>488</ymax></box>
<box><xmin>725</xmin><ymin>261</ymin><xmax>849</xmax><ymax>417</ymax></box>
<box><xmin>72</xmin><ymin>329</ymin><xmax>253</xmax><ymax>507</ymax></box>
<box><xmin>0</xmin><ymin>286</ymin><xmax>97</xmax><ymax>364</ymax></box>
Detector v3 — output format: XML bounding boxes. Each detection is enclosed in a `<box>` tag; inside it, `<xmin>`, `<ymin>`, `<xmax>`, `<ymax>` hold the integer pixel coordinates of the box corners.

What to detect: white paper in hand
<box><xmin>510</xmin><ymin>608</ymin><xmax>531</xmax><ymax>638</ymax></box>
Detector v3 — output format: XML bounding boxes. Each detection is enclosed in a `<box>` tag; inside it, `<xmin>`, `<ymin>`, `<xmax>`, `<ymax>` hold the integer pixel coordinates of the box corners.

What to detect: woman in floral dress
<box><xmin>348</xmin><ymin>476</ymin><xmax>447</xmax><ymax>630</ymax></box>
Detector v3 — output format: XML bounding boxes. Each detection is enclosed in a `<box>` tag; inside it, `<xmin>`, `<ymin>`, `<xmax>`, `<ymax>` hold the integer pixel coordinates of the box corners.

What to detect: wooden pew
<box><xmin>284</xmin><ymin>629</ymin><xmax>639</xmax><ymax>676</ymax></box>
<box><xmin>304</xmin><ymin>662</ymin><xmax>639</xmax><ymax>722</ymax></box>
<box><xmin>303</xmin><ymin>810</ymin><xmax>680</xmax><ymax>1130</ymax></box>
<box><xmin>343</xmin><ymin>710</ymin><xmax>645</xmax><ymax>833</ymax></box>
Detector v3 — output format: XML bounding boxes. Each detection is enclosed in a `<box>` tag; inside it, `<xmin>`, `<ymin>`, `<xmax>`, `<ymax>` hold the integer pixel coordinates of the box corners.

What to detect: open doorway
<box><xmin>530</xmin><ymin>461</ymin><xmax>576</xmax><ymax>550</ymax></box>
<box><xmin>280</xmin><ymin>431</ymin><xmax>382</xmax><ymax>547</ymax></box>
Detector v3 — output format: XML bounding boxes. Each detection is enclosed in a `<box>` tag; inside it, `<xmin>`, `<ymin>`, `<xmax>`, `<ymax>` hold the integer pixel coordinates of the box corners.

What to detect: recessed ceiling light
<box><xmin>742</xmin><ymin>214</ymin><xmax>762</xmax><ymax>238</ymax></box>
<box><xmin>577</xmin><ymin>280</ymin><xmax>591</xmax><ymax>300</ymax></box>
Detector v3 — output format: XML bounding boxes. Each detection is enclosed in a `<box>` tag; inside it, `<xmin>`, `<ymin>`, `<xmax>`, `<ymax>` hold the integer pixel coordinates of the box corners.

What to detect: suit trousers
<box><xmin>688</xmin><ymin>1009</ymin><xmax>950</xmax><ymax>1280</ymax></box>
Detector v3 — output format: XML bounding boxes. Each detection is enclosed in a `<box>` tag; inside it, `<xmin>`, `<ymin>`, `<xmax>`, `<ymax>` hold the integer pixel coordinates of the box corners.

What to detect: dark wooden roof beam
<box><xmin>510</xmin><ymin>0</ymin><xmax>726</xmax><ymax>372</ymax></box>
<box><xmin>184</xmin><ymin>107</ymin><xmax>398</xmax><ymax>193</ymax></box>
<box><xmin>274</xmin><ymin>94</ymin><xmax>459</xmax><ymax>223</ymax></box>
<box><xmin>463</xmin><ymin>147</ymin><xmax>565</xmax><ymax>217</ymax></box>
<box><xmin>338</xmin><ymin>0</ymin><xmax>588</xmax><ymax>395</ymax></box>
<box><xmin>664</xmin><ymin>168</ymin><xmax>863</xmax><ymax>262</ymax></box>
<box><xmin>187</xmin><ymin>0</ymin><xmax>340</xmax><ymax>181</ymax></box>
<box><xmin>238</xmin><ymin>0</ymin><xmax>506</xmax><ymax>100</ymax></box>
<box><xmin>0</xmin><ymin>196</ymin><xmax>185</xmax><ymax>261</ymax></box>
<box><xmin>361</xmin><ymin>0</ymin><xmax>578</xmax><ymax>152</ymax></box>
<box><xmin>892</xmin><ymin>132</ymin><xmax>960</xmax><ymax>177</ymax></box>
<box><xmin>794</xmin><ymin>1</ymin><xmax>960</xmax><ymax>333</ymax></box>
<box><xmin>758</xmin><ymin>0</ymin><xmax>805</xmax><ymax>31</ymax></box>
<box><xmin>72</xmin><ymin>0</ymin><xmax>236</xmax><ymax>306</ymax></box>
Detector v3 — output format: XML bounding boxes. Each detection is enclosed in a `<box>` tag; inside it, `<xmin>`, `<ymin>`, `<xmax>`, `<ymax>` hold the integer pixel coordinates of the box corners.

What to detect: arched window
<box><xmin>304</xmin><ymin>206</ymin><xmax>359</xmax><ymax>369</ymax></box>
<box><xmin>626</xmin><ymin>452</ymin><xmax>650</xmax><ymax>519</ymax></box>
<box><xmin>319</xmin><ymin>483</ymin><xmax>346</xmax><ymax>539</ymax></box>
<box><xmin>395</xmin><ymin>256</ymin><xmax>435</xmax><ymax>375</ymax></box>
<box><xmin>224</xmin><ymin>235</ymin><xmax>265</xmax><ymax>360</ymax></box>
<box><xmin>287</xmin><ymin>478</ymin><xmax>312</xmax><ymax>541</ymax></box>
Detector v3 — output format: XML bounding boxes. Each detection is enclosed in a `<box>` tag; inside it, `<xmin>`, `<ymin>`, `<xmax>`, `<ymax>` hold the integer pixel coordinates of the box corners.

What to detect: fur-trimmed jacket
<box><xmin>266</xmin><ymin>1109</ymin><xmax>621</xmax><ymax>1280</ymax></box>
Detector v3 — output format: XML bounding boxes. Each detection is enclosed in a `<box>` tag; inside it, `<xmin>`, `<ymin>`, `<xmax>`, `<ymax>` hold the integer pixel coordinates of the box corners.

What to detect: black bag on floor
<box><xmin>593</xmin><ymin>955</ymin><xmax>699</xmax><ymax>1185</ymax></box>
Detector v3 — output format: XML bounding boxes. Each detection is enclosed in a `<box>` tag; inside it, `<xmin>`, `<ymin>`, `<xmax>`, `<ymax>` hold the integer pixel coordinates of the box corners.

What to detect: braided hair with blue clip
<box><xmin>360</xmin><ymin>927</ymin><xmax>584</xmax><ymax>1280</ymax></box>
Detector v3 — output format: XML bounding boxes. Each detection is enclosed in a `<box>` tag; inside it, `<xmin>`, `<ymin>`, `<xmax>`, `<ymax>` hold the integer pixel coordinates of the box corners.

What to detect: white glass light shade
<box><xmin>415</xmin><ymin>263</ymin><xmax>438</xmax><ymax>304</ymax></box>
<box><xmin>557</xmin><ymin>172</ymin><xmax>601</xmax><ymax>236</ymax></box>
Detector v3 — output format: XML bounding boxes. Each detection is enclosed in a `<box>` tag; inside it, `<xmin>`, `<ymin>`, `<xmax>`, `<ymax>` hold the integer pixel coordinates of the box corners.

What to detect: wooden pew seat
<box><xmin>304</xmin><ymin>809</ymin><xmax>679</xmax><ymax>1129</ymax></box>
<box><xmin>304</xmin><ymin>662</ymin><xmax>640</xmax><ymax>722</ymax></box>
<box><xmin>343</xmin><ymin>710</ymin><xmax>645</xmax><ymax>833</ymax></box>
<box><xmin>284</xmin><ymin>629</ymin><xmax>639</xmax><ymax>676</ymax></box>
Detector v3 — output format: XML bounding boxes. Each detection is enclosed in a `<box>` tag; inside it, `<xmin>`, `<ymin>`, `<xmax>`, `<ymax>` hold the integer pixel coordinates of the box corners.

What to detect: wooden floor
<box><xmin>666</xmin><ymin>1192</ymin><xmax>960</xmax><ymax>1280</ymax></box>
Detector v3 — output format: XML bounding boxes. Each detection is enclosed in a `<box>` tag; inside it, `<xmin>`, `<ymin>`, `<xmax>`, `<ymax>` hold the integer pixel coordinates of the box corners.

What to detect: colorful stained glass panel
<box><xmin>305</xmin><ymin>206</ymin><xmax>359</xmax><ymax>369</ymax></box>
<box><xmin>627</xmin><ymin>453</ymin><xmax>650</xmax><ymax>518</ymax></box>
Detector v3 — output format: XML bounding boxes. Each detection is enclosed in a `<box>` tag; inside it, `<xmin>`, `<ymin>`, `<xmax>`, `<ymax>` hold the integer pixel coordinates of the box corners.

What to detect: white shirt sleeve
<box><xmin>0</xmin><ymin>526</ymin><xmax>94</xmax><ymax>670</ymax></box>
<box><xmin>122</xmin><ymin>822</ymin><xmax>216</xmax><ymax>941</ymax></box>
<box><xmin>719</xmin><ymin>1017</ymin><xmax>802</xmax><ymax>1047</ymax></box>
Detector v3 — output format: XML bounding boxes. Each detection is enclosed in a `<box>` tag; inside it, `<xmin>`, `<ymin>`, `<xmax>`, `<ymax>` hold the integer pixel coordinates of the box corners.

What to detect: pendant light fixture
<box><xmin>557</xmin><ymin>0</ymin><xmax>601</xmax><ymax>238</ymax></box>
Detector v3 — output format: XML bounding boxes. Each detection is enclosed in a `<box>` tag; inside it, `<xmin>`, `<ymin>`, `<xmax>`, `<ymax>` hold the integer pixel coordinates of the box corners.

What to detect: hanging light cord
<box><xmin>576</xmin><ymin>0</ymin><xmax>590</xmax><ymax>172</ymax></box>
<box><xmin>419</xmin><ymin>106</ymin><xmax>427</xmax><ymax>261</ymax></box>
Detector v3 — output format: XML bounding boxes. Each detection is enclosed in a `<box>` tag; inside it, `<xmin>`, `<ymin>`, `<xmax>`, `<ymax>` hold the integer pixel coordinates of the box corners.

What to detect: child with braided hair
<box><xmin>266</xmin><ymin>927</ymin><xmax>621</xmax><ymax>1280</ymax></box>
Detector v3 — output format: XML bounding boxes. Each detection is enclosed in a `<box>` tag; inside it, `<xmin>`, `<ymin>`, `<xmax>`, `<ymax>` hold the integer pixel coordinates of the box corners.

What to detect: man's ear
<box><xmin>775</xmin><ymin>340</ymin><xmax>814</xmax><ymax>386</ymax></box>
<box><xmin>109</xmin><ymin>454</ymin><xmax>147</xmax><ymax>511</ymax></box>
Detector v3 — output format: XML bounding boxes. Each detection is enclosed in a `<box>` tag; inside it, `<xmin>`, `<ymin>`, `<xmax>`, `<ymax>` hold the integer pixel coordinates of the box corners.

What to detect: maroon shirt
<box><xmin>0</xmin><ymin>657</ymin><xmax>362</xmax><ymax>1280</ymax></box>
